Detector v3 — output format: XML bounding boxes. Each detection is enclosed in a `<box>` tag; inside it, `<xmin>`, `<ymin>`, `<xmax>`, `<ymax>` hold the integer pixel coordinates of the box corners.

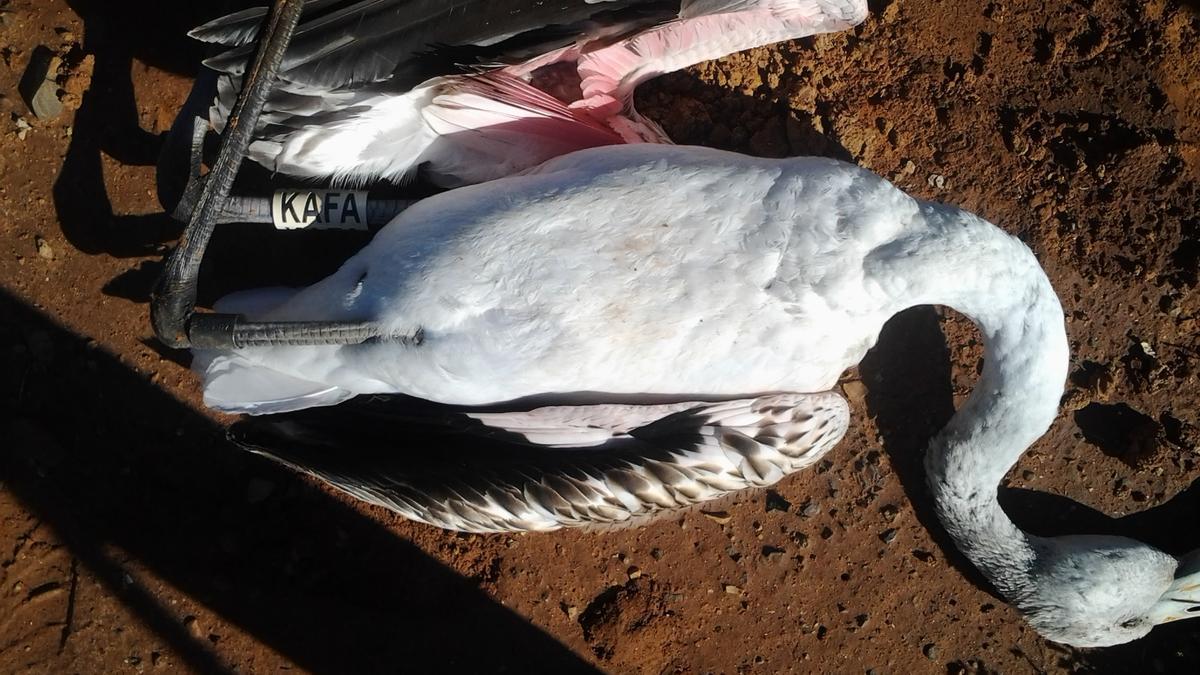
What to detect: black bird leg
<box><xmin>151</xmin><ymin>0</ymin><xmax>306</xmax><ymax>348</ymax></box>
<box><xmin>151</xmin><ymin>0</ymin><xmax>401</xmax><ymax>350</ymax></box>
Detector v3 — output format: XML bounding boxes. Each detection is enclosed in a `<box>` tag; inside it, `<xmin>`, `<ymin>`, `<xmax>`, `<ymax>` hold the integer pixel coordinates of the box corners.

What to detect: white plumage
<box><xmin>207</xmin><ymin>144</ymin><xmax>1200</xmax><ymax>647</ymax></box>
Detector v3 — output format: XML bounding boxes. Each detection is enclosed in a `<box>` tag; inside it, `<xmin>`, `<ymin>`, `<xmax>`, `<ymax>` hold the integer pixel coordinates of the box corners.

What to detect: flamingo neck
<box><xmin>877</xmin><ymin>204</ymin><xmax>1070</xmax><ymax>604</ymax></box>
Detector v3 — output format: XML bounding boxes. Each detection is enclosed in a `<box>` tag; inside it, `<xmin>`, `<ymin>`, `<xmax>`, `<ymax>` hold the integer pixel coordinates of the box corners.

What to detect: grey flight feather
<box><xmin>199</xmin><ymin>0</ymin><xmax>675</xmax><ymax>89</ymax></box>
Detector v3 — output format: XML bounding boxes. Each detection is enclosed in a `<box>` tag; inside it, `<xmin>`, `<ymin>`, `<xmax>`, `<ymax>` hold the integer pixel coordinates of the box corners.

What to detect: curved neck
<box><xmin>875</xmin><ymin>204</ymin><xmax>1070</xmax><ymax>604</ymax></box>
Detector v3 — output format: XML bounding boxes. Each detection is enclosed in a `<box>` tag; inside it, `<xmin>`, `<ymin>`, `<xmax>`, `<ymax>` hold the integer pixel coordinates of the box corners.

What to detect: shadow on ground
<box><xmin>52</xmin><ymin>0</ymin><xmax>282</xmax><ymax>260</ymax></box>
<box><xmin>0</xmin><ymin>289</ymin><xmax>598</xmax><ymax>674</ymax></box>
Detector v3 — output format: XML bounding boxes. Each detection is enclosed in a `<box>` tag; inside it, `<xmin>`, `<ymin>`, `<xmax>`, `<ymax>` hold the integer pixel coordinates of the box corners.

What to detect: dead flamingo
<box><xmin>210</xmin><ymin>143</ymin><xmax>1200</xmax><ymax>646</ymax></box>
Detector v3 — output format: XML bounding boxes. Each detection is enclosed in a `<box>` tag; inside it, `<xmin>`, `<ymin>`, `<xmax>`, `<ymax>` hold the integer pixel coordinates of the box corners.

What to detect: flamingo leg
<box><xmin>152</xmin><ymin>0</ymin><xmax>402</xmax><ymax>350</ymax></box>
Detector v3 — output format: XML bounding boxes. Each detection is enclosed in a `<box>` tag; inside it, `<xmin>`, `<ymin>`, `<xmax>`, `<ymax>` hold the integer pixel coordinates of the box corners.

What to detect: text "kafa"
<box><xmin>271</xmin><ymin>190</ymin><xmax>370</xmax><ymax>230</ymax></box>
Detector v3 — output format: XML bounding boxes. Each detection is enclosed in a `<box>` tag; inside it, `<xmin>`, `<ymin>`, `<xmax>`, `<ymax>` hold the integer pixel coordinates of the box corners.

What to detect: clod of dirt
<box><xmin>18</xmin><ymin>46</ymin><xmax>62</xmax><ymax>120</ymax></box>
<box><xmin>764</xmin><ymin>490</ymin><xmax>791</xmax><ymax>512</ymax></box>
<box><xmin>1074</xmin><ymin>402</ymin><xmax>1162</xmax><ymax>466</ymax></box>
<box><xmin>880</xmin><ymin>504</ymin><xmax>899</xmax><ymax>522</ymax></box>
<box><xmin>578</xmin><ymin>579</ymin><xmax>671</xmax><ymax>661</ymax></box>
<box><xmin>1071</xmin><ymin>360</ymin><xmax>1115</xmax><ymax>399</ymax></box>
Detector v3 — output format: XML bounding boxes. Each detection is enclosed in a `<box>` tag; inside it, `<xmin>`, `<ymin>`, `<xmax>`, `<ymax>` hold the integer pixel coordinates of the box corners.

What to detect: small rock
<box><xmin>18</xmin><ymin>47</ymin><xmax>63</xmax><ymax>120</ymax></box>
<box><xmin>35</xmin><ymin>236</ymin><xmax>54</xmax><ymax>260</ymax></box>
<box><xmin>183</xmin><ymin>615</ymin><xmax>201</xmax><ymax>637</ymax></box>
<box><xmin>723</xmin><ymin>584</ymin><xmax>741</xmax><ymax>595</ymax></box>
<box><xmin>923</xmin><ymin>643</ymin><xmax>939</xmax><ymax>659</ymax></box>
<box><xmin>879</xmin><ymin>528</ymin><xmax>897</xmax><ymax>544</ymax></box>
<box><xmin>880</xmin><ymin>504</ymin><xmax>899</xmax><ymax>522</ymax></box>
<box><xmin>15</xmin><ymin>116</ymin><xmax>32</xmax><ymax>140</ymax></box>
<box><xmin>928</xmin><ymin>174</ymin><xmax>947</xmax><ymax>189</ymax></box>
<box><xmin>564</xmin><ymin>604</ymin><xmax>580</xmax><ymax>620</ymax></box>
<box><xmin>702</xmin><ymin>510</ymin><xmax>732</xmax><ymax>524</ymax></box>
<box><xmin>841</xmin><ymin>380</ymin><xmax>867</xmax><ymax>406</ymax></box>
<box><xmin>800</xmin><ymin>501</ymin><xmax>820</xmax><ymax>518</ymax></box>
<box><xmin>627</xmin><ymin>566</ymin><xmax>641</xmax><ymax>580</ymax></box>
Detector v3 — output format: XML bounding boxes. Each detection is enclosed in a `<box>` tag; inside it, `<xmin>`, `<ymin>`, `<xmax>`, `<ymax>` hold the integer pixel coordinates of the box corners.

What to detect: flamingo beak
<box><xmin>1149</xmin><ymin>549</ymin><xmax>1200</xmax><ymax>625</ymax></box>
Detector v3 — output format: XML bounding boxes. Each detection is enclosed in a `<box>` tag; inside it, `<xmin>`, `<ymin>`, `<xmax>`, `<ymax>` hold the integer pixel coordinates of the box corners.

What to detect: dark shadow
<box><xmin>1073</xmin><ymin>401</ymin><xmax>1161</xmax><ymax>467</ymax></box>
<box><xmin>637</xmin><ymin>70</ymin><xmax>854</xmax><ymax>162</ymax></box>
<box><xmin>0</xmin><ymin>289</ymin><xmax>599</xmax><ymax>673</ymax></box>
<box><xmin>52</xmin><ymin>1</ymin><xmax>259</xmax><ymax>257</ymax></box>
<box><xmin>859</xmin><ymin>306</ymin><xmax>1200</xmax><ymax>671</ymax></box>
<box><xmin>857</xmin><ymin>307</ymin><xmax>990</xmax><ymax>585</ymax></box>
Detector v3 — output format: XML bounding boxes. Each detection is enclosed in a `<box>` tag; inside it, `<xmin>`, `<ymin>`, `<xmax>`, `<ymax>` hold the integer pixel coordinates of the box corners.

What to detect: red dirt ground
<box><xmin>1</xmin><ymin>0</ymin><xmax>1198</xmax><ymax>673</ymax></box>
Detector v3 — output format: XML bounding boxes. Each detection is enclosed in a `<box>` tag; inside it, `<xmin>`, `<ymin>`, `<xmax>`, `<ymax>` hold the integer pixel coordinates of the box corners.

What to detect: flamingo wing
<box><xmin>231</xmin><ymin>392</ymin><xmax>850</xmax><ymax>532</ymax></box>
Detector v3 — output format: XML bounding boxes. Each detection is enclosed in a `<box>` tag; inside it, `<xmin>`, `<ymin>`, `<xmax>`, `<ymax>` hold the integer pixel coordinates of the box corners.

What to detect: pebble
<box><xmin>18</xmin><ymin>47</ymin><xmax>63</xmax><ymax>120</ymax></box>
<box><xmin>15</xmin><ymin>116</ymin><xmax>32</xmax><ymax>140</ymax></box>
<box><xmin>879</xmin><ymin>528</ymin><xmax>897</xmax><ymax>544</ymax></box>
<box><xmin>923</xmin><ymin>643</ymin><xmax>939</xmax><ymax>660</ymax></box>
<box><xmin>842</xmin><ymin>380</ymin><xmax>868</xmax><ymax>406</ymax></box>
<box><xmin>35</xmin><ymin>236</ymin><xmax>54</xmax><ymax>260</ymax></box>
<box><xmin>702</xmin><ymin>510</ymin><xmax>732</xmax><ymax>524</ymax></box>
<box><xmin>723</xmin><ymin>584</ymin><xmax>741</xmax><ymax>595</ymax></box>
<box><xmin>800</xmin><ymin>501</ymin><xmax>820</xmax><ymax>517</ymax></box>
<box><xmin>928</xmin><ymin>174</ymin><xmax>947</xmax><ymax>189</ymax></box>
<box><xmin>880</xmin><ymin>504</ymin><xmax>899</xmax><ymax>522</ymax></box>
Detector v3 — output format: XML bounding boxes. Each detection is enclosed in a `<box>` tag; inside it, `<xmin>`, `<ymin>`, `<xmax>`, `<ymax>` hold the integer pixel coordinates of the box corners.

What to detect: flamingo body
<box><xmin>204</xmin><ymin>144</ymin><xmax>1200</xmax><ymax>646</ymax></box>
